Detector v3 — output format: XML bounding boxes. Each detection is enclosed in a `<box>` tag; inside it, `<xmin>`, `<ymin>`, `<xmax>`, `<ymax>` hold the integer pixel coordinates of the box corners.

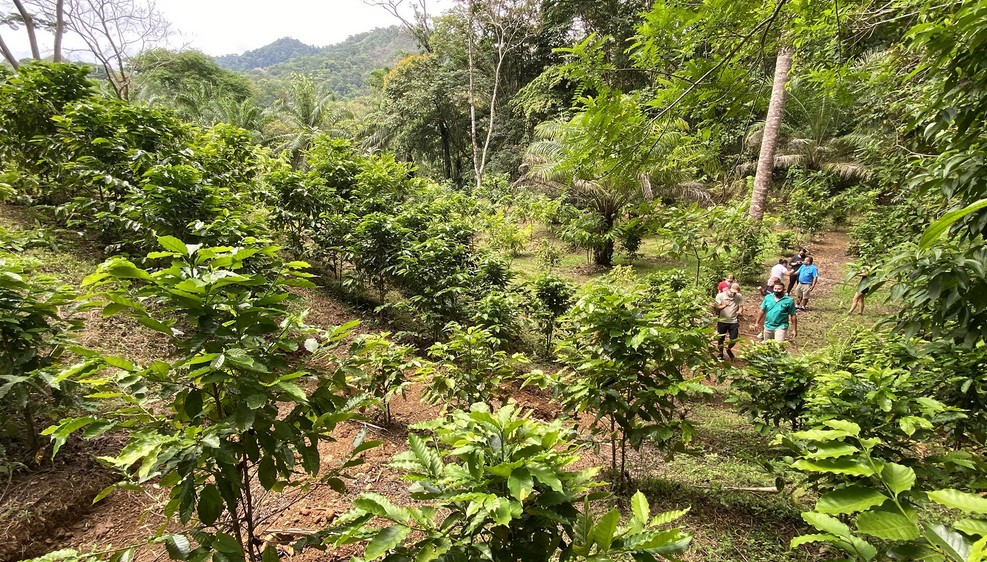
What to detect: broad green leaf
<box><xmin>364</xmin><ymin>525</ymin><xmax>410</xmax><ymax>560</ymax></box>
<box><xmin>158</xmin><ymin>236</ymin><xmax>189</xmax><ymax>256</ymax></box>
<box><xmin>816</xmin><ymin>486</ymin><xmax>889</xmax><ymax>515</ymax></box>
<box><xmin>793</xmin><ymin>458</ymin><xmax>875</xmax><ymax>476</ymax></box>
<box><xmin>508</xmin><ymin>467</ymin><xmax>534</xmax><ymax>501</ymax></box>
<box><xmin>593</xmin><ymin>509</ymin><xmax>620</xmax><ymax>551</ymax></box>
<box><xmin>211</xmin><ymin>532</ymin><xmax>242</xmax><ymax>554</ymax></box>
<box><xmin>790</xmin><ymin>533</ymin><xmax>837</xmax><ymax>548</ymax></box>
<box><xmin>882</xmin><ymin>463</ymin><xmax>916</xmax><ymax>496</ymax></box>
<box><xmin>856</xmin><ymin>511</ymin><xmax>920</xmax><ymax>540</ymax></box>
<box><xmin>631</xmin><ymin>491</ymin><xmax>650</xmax><ymax>523</ymax></box>
<box><xmin>929</xmin><ymin>490</ymin><xmax>987</xmax><ymax>514</ymax></box>
<box><xmin>197</xmin><ymin>485</ymin><xmax>223</xmax><ymax>526</ymax></box>
<box><xmin>164</xmin><ymin>534</ymin><xmax>191</xmax><ymax>560</ymax></box>
<box><xmin>803</xmin><ymin>512</ymin><xmax>851</xmax><ymax>538</ymax></box>
<box><xmin>923</xmin><ymin>523</ymin><xmax>972</xmax><ymax>562</ymax></box>
<box><xmin>261</xmin><ymin>545</ymin><xmax>279</xmax><ymax>562</ymax></box>
<box><xmin>955</xmin><ymin>518</ymin><xmax>987</xmax><ymax>537</ymax></box>
<box><xmin>920</xmin><ymin>199</ymin><xmax>987</xmax><ymax>249</ymax></box>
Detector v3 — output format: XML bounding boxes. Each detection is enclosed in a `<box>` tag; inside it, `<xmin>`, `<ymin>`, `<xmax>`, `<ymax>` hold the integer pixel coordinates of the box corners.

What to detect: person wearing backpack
<box><xmin>755</xmin><ymin>280</ymin><xmax>798</xmax><ymax>343</ymax></box>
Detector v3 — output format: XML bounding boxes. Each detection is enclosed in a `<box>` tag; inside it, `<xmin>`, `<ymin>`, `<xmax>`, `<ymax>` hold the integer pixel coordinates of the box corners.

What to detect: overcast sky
<box><xmin>4</xmin><ymin>0</ymin><xmax>454</xmax><ymax>59</ymax></box>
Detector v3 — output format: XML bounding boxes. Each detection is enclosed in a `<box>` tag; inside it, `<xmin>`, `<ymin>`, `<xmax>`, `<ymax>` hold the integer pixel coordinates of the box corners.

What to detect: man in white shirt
<box><xmin>714</xmin><ymin>282</ymin><xmax>745</xmax><ymax>360</ymax></box>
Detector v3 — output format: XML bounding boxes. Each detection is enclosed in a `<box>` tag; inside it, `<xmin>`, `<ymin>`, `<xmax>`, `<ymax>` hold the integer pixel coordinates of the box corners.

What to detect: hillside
<box><xmin>216</xmin><ymin>26</ymin><xmax>418</xmax><ymax>98</ymax></box>
<box><xmin>214</xmin><ymin>37</ymin><xmax>323</xmax><ymax>71</ymax></box>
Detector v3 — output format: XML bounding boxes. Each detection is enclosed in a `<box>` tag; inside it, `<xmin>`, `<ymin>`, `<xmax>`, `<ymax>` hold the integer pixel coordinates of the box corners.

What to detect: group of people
<box><xmin>712</xmin><ymin>248</ymin><xmax>819</xmax><ymax>359</ymax></box>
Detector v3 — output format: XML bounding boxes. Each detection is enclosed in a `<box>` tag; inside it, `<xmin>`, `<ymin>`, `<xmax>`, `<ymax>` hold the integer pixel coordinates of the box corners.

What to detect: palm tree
<box><xmin>266</xmin><ymin>75</ymin><xmax>351</xmax><ymax>169</ymax></box>
<box><xmin>744</xmin><ymin>71</ymin><xmax>872</xmax><ymax>188</ymax></box>
<box><xmin>524</xmin><ymin>92</ymin><xmax>705</xmax><ymax>266</ymax></box>
<box><xmin>750</xmin><ymin>48</ymin><xmax>793</xmax><ymax>222</ymax></box>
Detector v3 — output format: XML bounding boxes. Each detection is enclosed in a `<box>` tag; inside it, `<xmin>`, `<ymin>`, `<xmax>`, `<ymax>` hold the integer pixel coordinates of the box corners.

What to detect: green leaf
<box><xmin>211</xmin><ymin>532</ymin><xmax>242</xmax><ymax>554</ymax></box>
<box><xmin>258</xmin><ymin>457</ymin><xmax>277</xmax><ymax>490</ymax></box>
<box><xmin>508</xmin><ymin>467</ymin><xmax>534</xmax><ymax>501</ymax></box>
<box><xmin>920</xmin><ymin>199</ymin><xmax>987</xmax><ymax>249</ymax></box>
<box><xmin>954</xmin><ymin>518</ymin><xmax>987</xmax><ymax>537</ymax></box>
<box><xmin>803</xmin><ymin>512</ymin><xmax>851</xmax><ymax>538</ymax></box>
<box><xmin>631</xmin><ymin>491</ymin><xmax>650</xmax><ymax>523</ymax></box>
<box><xmin>197</xmin><ymin>485</ymin><xmax>223</xmax><ymax>526</ymax></box>
<box><xmin>165</xmin><ymin>534</ymin><xmax>191</xmax><ymax>560</ymax></box>
<box><xmin>856</xmin><ymin>511</ymin><xmax>920</xmax><ymax>541</ymax></box>
<box><xmin>593</xmin><ymin>509</ymin><xmax>620</xmax><ymax>551</ymax></box>
<box><xmin>929</xmin><ymin>489</ymin><xmax>987</xmax><ymax>514</ymax></box>
<box><xmin>816</xmin><ymin>486</ymin><xmax>889</xmax><ymax>515</ymax></box>
<box><xmin>364</xmin><ymin>525</ymin><xmax>410</xmax><ymax>560</ymax></box>
<box><xmin>792</xmin><ymin>458</ymin><xmax>875</xmax><ymax>476</ymax></box>
<box><xmin>158</xmin><ymin>236</ymin><xmax>189</xmax><ymax>256</ymax></box>
<box><xmin>261</xmin><ymin>545</ymin><xmax>279</xmax><ymax>562</ymax></box>
<box><xmin>923</xmin><ymin>523</ymin><xmax>972</xmax><ymax>562</ymax></box>
<box><xmin>882</xmin><ymin>463</ymin><xmax>916</xmax><ymax>496</ymax></box>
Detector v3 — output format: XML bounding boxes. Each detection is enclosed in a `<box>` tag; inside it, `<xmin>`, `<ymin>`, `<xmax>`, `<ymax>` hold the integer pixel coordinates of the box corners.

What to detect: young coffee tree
<box><xmin>556</xmin><ymin>268</ymin><xmax>713</xmax><ymax>487</ymax></box>
<box><xmin>418</xmin><ymin>323</ymin><xmax>528</xmax><ymax>409</ymax></box>
<box><xmin>325</xmin><ymin>403</ymin><xmax>693</xmax><ymax>562</ymax></box>
<box><xmin>525</xmin><ymin>273</ymin><xmax>575</xmax><ymax>356</ymax></box>
<box><xmin>342</xmin><ymin>333</ymin><xmax>417</xmax><ymax>425</ymax></box>
<box><xmin>46</xmin><ymin>237</ymin><xmax>377</xmax><ymax>561</ymax></box>
<box><xmin>0</xmin><ymin>251</ymin><xmax>82</xmax><ymax>464</ymax></box>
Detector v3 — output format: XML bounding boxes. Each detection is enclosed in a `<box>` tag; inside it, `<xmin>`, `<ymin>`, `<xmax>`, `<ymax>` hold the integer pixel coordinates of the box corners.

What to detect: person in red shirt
<box><xmin>717</xmin><ymin>273</ymin><xmax>736</xmax><ymax>293</ymax></box>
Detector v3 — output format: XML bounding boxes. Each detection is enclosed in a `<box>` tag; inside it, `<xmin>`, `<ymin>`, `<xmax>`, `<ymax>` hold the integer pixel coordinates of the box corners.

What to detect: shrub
<box><xmin>525</xmin><ymin>273</ymin><xmax>575</xmax><ymax>356</ymax></box>
<box><xmin>418</xmin><ymin>323</ymin><xmax>528</xmax><ymax>409</ymax></box>
<box><xmin>344</xmin><ymin>333</ymin><xmax>417</xmax><ymax>425</ymax></box>
<box><xmin>731</xmin><ymin>342</ymin><xmax>815</xmax><ymax>432</ymax></box>
<box><xmin>331</xmin><ymin>403</ymin><xmax>693</xmax><ymax>562</ymax></box>
<box><xmin>0</xmin><ymin>253</ymin><xmax>82</xmax><ymax>463</ymax></box>
<box><xmin>556</xmin><ymin>268</ymin><xmax>713</xmax><ymax>485</ymax></box>
<box><xmin>47</xmin><ymin>238</ymin><xmax>376</xmax><ymax>560</ymax></box>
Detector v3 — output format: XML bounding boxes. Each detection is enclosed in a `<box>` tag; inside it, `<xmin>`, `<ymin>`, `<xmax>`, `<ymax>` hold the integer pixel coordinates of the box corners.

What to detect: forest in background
<box><xmin>2</xmin><ymin>0</ymin><xmax>987</xmax><ymax>561</ymax></box>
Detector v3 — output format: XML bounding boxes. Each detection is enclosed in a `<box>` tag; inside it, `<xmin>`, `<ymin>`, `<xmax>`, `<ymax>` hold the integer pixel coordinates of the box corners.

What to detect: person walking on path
<box><xmin>714</xmin><ymin>282</ymin><xmax>745</xmax><ymax>359</ymax></box>
<box><xmin>794</xmin><ymin>256</ymin><xmax>819</xmax><ymax>310</ymax></box>
<box><xmin>770</xmin><ymin>258</ymin><xmax>791</xmax><ymax>289</ymax></box>
<box><xmin>787</xmin><ymin>248</ymin><xmax>808</xmax><ymax>294</ymax></box>
<box><xmin>755</xmin><ymin>280</ymin><xmax>798</xmax><ymax>343</ymax></box>
<box><xmin>848</xmin><ymin>268</ymin><xmax>871</xmax><ymax>315</ymax></box>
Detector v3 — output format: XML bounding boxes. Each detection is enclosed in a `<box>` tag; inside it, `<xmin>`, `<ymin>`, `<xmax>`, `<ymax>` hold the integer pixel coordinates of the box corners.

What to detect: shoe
<box><xmin>726</xmin><ymin>349</ymin><xmax>736</xmax><ymax>360</ymax></box>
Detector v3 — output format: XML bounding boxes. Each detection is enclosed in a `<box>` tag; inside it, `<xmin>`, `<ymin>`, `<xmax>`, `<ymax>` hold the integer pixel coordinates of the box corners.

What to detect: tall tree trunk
<box><xmin>749</xmin><ymin>47</ymin><xmax>793</xmax><ymax>221</ymax></box>
<box><xmin>0</xmin><ymin>33</ymin><xmax>19</xmax><ymax>69</ymax></box>
<box><xmin>52</xmin><ymin>0</ymin><xmax>65</xmax><ymax>62</ymax></box>
<box><xmin>12</xmin><ymin>0</ymin><xmax>41</xmax><ymax>60</ymax></box>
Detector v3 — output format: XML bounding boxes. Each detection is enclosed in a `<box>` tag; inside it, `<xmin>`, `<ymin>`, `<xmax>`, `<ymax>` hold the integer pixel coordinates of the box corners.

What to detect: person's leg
<box><xmin>773</xmin><ymin>328</ymin><xmax>787</xmax><ymax>342</ymax></box>
<box><xmin>763</xmin><ymin>328</ymin><xmax>775</xmax><ymax>342</ymax></box>
<box><xmin>726</xmin><ymin>323</ymin><xmax>739</xmax><ymax>359</ymax></box>
<box><xmin>802</xmin><ymin>285</ymin><xmax>812</xmax><ymax>309</ymax></box>
<box><xmin>787</xmin><ymin>274</ymin><xmax>798</xmax><ymax>295</ymax></box>
<box><xmin>848</xmin><ymin>293</ymin><xmax>861</xmax><ymax>314</ymax></box>
<box><xmin>859</xmin><ymin>295</ymin><xmax>865</xmax><ymax>315</ymax></box>
<box><xmin>716</xmin><ymin>322</ymin><xmax>727</xmax><ymax>357</ymax></box>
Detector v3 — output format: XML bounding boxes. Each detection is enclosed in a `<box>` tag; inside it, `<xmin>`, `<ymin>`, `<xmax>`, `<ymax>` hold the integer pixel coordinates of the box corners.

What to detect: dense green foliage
<box><xmin>331</xmin><ymin>403</ymin><xmax>693</xmax><ymax>562</ymax></box>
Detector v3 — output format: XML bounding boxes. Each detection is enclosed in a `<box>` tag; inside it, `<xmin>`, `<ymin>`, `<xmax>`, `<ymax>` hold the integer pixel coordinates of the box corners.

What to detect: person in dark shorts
<box><xmin>714</xmin><ymin>282</ymin><xmax>744</xmax><ymax>359</ymax></box>
<box><xmin>788</xmin><ymin>248</ymin><xmax>808</xmax><ymax>294</ymax></box>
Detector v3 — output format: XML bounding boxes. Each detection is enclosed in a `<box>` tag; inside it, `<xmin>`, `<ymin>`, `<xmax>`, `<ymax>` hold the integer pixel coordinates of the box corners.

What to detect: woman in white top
<box><xmin>769</xmin><ymin>258</ymin><xmax>791</xmax><ymax>286</ymax></box>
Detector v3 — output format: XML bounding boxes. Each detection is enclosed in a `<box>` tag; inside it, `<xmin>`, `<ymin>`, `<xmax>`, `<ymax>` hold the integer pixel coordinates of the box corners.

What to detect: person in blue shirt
<box><xmin>793</xmin><ymin>256</ymin><xmax>819</xmax><ymax>311</ymax></box>
<box><xmin>755</xmin><ymin>280</ymin><xmax>798</xmax><ymax>342</ymax></box>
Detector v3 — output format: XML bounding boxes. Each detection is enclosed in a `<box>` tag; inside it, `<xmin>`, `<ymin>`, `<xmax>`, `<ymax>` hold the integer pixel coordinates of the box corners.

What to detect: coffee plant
<box><xmin>556</xmin><ymin>268</ymin><xmax>713</xmax><ymax>486</ymax></box>
<box><xmin>783</xmin><ymin>420</ymin><xmax>987</xmax><ymax>561</ymax></box>
<box><xmin>45</xmin><ymin>238</ymin><xmax>377</xmax><ymax>560</ymax></box>
<box><xmin>731</xmin><ymin>342</ymin><xmax>816</xmax><ymax>432</ymax></box>
<box><xmin>326</xmin><ymin>403</ymin><xmax>693</xmax><ymax>562</ymax></box>
<box><xmin>525</xmin><ymin>273</ymin><xmax>575</xmax><ymax>356</ymax></box>
<box><xmin>0</xmin><ymin>251</ymin><xmax>82</xmax><ymax>463</ymax></box>
<box><xmin>342</xmin><ymin>333</ymin><xmax>417</xmax><ymax>425</ymax></box>
<box><xmin>418</xmin><ymin>323</ymin><xmax>528</xmax><ymax>409</ymax></box>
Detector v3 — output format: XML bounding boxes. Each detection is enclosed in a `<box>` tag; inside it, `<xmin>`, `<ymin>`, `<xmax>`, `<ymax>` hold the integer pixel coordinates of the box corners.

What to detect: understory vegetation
<box><xmin>2</xmin><ymin>0</ymin><xmax>987</xmax><ymax>561</ymax></box>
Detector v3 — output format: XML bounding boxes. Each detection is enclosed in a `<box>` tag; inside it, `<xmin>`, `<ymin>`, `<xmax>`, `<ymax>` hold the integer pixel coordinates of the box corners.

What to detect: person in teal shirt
<box><xmin>755</xmin><ymin>280</ymin><xmax>798</xmax><ymax>342</ymax></box>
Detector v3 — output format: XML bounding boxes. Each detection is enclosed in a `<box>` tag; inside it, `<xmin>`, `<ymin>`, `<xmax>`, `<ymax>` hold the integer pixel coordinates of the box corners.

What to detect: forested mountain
<box><xmin>217</xmin><ymin>27</ymin><xmax>418</xmax><ymax>98</ymax></box>
<box><xmin>214</xmin><ymin>37</ymin><xmax>323</xmax><ymax>71</ymax></box>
